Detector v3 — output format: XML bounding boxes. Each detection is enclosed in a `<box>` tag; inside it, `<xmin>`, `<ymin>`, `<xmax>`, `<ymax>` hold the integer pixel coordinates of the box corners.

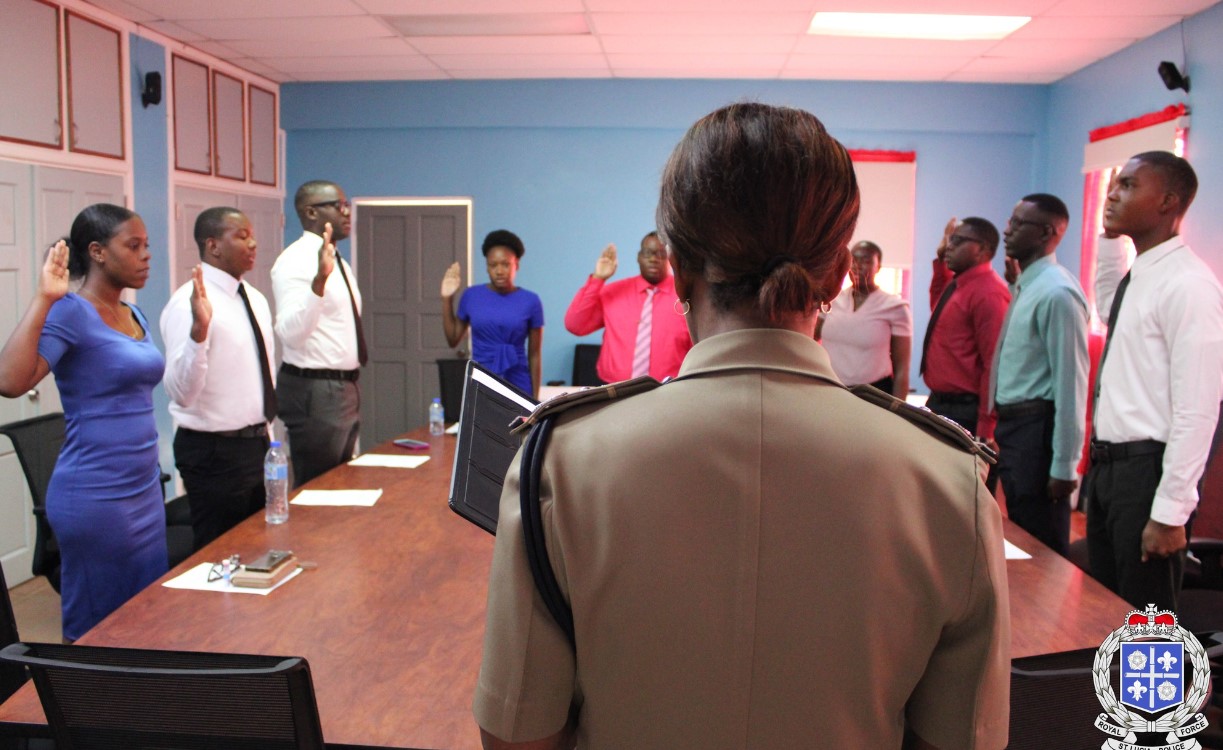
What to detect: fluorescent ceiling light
<box><xmin>809</xmin><ymin>12</ymin><xmax>1029</xmax><ymax>40</ymax></box>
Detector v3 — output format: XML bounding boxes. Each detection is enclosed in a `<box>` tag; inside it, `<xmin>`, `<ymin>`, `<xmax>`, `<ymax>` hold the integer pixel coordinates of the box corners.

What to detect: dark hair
<box><xmin>67</xmin><ymin>203</ymin><xmax>138</xmax><ymax>278</ymax></box>
<box><xmin>1020</xmin><ymin>193</ymin><xmax>1069</xmax><ymax>225</ymax></box>
<box><xmin>641</xmin><ymin>230</ymin><xmax>661</xmax><ymax>245</ymax></box>
<box><xmin>482</xmin><ymin>229</ymin><xmax>525</xmax><ymax>259</ymax></box>
<box><xmin>194</xmin><ymin>207</ymin><xmax>242</xmax><ymax>258</ymax></box>
<box><xmin>657</xmin><ymin>103</ymin><xmax>859</xmax><ymax>324</ymax></box>
<box><xmin>959</xmin><ymin>217</ymin><xmax>1000</xmax><ymax>258</ymax></box>
<box><xmin>1132</xmin><ymin>151</ymin><xmax>1198</xmax><ymax>213</ymax></box>
<box><xmin>293</xmin><ymin>180</ymin><xmax>338</xmax><ymax>222</ymax></box>
<box><xmin>852</xmin><ymin>240</ymin><xmax>883</xmax><ymax>262</ymax></box>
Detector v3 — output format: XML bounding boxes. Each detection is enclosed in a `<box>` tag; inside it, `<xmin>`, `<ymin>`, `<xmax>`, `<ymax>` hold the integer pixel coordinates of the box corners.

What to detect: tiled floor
<box><xmin>8</xmin><ymin>576</ymin><xmax>62</xmax><ymax>643</ymax></box>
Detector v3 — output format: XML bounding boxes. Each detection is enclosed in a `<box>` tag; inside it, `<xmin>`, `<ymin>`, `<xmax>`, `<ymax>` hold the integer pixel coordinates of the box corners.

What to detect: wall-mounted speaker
<box><xmin>1158</xmin><ymin>61</ymin><xmax>1190</xmax><ymax>93</ymax></box>
<box><xmin>141</xmin><ymin>71</ymin><xmax>162</xmax><ymax>108</ymax></box>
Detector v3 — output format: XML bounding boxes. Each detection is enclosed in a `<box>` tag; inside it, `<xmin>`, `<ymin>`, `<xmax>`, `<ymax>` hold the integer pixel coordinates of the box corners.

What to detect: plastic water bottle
<box><xmin>264</xmin><ymin>441</ymin><xmax>289</xmax><ymax>524</ymax></box>
<box><xmin>429</xmin><ymin>397</ymin><xmax>445</xmax><ymax>436</ymax></box>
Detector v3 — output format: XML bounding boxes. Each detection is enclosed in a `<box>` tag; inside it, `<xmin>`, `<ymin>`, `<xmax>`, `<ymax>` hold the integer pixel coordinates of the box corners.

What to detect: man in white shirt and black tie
<box><xmin>272</xmin><ymin>180</ymin><xmax>366</xmax><ymax>487</ymax></box>
<box><xmin>1088</xmin><ymin>151</ymin><xmax>1223</xmax><ymax>611</ymax></box>
<box><xmin>161</xmin><ymin>207</ymin><xmax>277</xmax><ymax>549</ymax></box>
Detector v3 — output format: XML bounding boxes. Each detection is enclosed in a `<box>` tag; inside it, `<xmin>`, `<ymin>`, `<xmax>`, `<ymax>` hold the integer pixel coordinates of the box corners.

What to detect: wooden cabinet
<box><xmin>173</xmin><ymin>55</ymin><xmax>211</xmax><ymax>175</ymax></box>
<box><xmin>248</xmin><ymin>85</ymin><xmax>277</xmax><ymax>186</ymax></box>
<box><xmin>212</xmin><ymin>71</ymin><xmax>245</xmax><ymax>180</ymax></box>
<box><xmin>65</xmin><ymin>11</ymin><xmax>124</xmax><ymax>159</ymax></box>
<box><xmin>0</xmin><ymin>0</ymin><xmax>62</xmax><ymax>150</ymax></box>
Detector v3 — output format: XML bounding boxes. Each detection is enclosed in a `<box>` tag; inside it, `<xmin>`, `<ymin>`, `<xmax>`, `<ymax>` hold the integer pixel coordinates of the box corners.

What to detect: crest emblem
<box><xmin>1093</xmin><ymin>605</ymin><xmax>1209</xmax><ymax>749</ymax></box>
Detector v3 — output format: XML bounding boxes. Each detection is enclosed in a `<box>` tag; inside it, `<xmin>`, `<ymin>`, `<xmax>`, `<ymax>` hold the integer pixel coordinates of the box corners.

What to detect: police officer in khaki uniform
<box><xmin>474</xmin><ymin>103</ymin><xmax>1010</xmax><ymax>750</ymax></box>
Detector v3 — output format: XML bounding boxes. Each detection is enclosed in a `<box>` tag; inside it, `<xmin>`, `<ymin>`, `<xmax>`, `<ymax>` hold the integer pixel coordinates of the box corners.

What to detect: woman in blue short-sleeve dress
<box><xmin>0</xmin><ymin>204</ymin><xmax>167</xmax><ymax>641</ymax></box>
<box><xmin>440</xmin><ymin>229</ymin><xmax>544</xmax><ymax>397</ymax></box>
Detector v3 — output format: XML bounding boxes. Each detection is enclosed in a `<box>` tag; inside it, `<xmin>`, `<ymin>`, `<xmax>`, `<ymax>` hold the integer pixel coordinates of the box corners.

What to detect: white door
<box><xmin>0</xmin><ymin>162</ymin><xmax>124</xmax><ymax>586</ymax></box>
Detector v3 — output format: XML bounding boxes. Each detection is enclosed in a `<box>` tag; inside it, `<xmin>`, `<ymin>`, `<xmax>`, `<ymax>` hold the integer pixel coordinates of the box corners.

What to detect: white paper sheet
<box><xmin>161</xmin><ymin>562</ymin><xmax>303</xmax><ymax>595</ymax></box>
<box><xmin>290</xmin><ymin>489</ymin><xmax>382</xmax><ymax>506</ymax></box>
<box><xmin>348</xmin><ymin>453</ymin><xmax>430</xmax><ymax>469</ymax></box>
<box><xmin>1004</xmin><ymin>540</ymin><xmax>1032</xmax><ymax>560</ymax></box>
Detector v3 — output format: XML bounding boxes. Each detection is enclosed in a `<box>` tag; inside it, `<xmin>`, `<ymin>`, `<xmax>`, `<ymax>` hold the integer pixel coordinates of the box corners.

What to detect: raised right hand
<box><xmin>316</xmin><ymin>222</ymin><xmax>336</xmax><ymax>279</ymax></box>
<box><xmin>189</xmin><ymin>264</ymin><xmax>212</xmax><ymax>342</ymax></box>
<box><xmin>39</xmin><ymin>240</ymin><xmax>70</xmax><ymax>302</ymax></box>
<box><xmin>441</xmin><ymin>262</ymin><xmax>462</xmax><ymax>298</ymax></box>
<box><xmin>937</xmin><ymin>216</ymin><xmax>957</xmax><ymax>261</ymax></box>
<box><xmin>594</xmin><ymin>244</ymin><xmax>617</xmax><ymax>280</ymax></box>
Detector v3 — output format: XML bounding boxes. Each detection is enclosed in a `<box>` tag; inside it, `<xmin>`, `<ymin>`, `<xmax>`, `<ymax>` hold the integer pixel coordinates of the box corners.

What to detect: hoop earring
<box><xmin>819</xmin><ymin>300</ymin><xmax>832</xmax><ymax>314</ymax></box>
<box><xmin>673</xmin><ymin>298</ymin><xmax>691</xmax><ymax>316</ymax></box>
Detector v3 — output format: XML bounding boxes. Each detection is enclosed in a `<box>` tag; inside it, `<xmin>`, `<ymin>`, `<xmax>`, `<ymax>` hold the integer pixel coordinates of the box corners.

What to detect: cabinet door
<box><xmin>173</xmin><ymin>55</ymin><xmax>211</xmax><ymax>175</ymax></box>
<box><xmin>0</xmin><ymin>0</ymin><xmax>62</xmax><ymax>150</ymax></box>
<box><xmin>212</xmin><ymin>71</ymin><xmax>245</xmax><ymax>181</ymax></box>
<box><xmin>65</xmin><ymin>11</ymin><xmax>124</xmax><ymax>159</ymax></box>
<box><xmin>248</xmin><ymin>85</ymin><xmax>277</xmax><ymax>187</ymax></box>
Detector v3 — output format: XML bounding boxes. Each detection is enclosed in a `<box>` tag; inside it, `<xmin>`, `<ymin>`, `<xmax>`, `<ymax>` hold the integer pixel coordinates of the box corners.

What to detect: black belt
<box><xmin>1089</xmin><ymin>439</ymin><xmax>1166</xmax><ymax>464</ymax></box>
<box><xmin>179</xmin><ymin>424</ymin><xmax>268</xmax><ymax>440</ymax></box>
<box><xmin>996</xmin><ymin>399</ymin><xmax>1054</xmax><ymax>419</ymax></box>
<box><xmin>281</xmin><ymin>362</ymin><xmax>360</xmax><ymax>382</ymax></box>
<box><xmin>928</xmin><ymin>391</ymin><xmax>978</xmax><ymax>405</ymax></box>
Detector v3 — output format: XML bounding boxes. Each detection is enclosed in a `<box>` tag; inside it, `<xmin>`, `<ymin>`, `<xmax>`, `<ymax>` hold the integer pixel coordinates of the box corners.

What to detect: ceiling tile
<box><xmin>119</xmin><ymin>0</ymin><xmax>368</xmax><ymax>20</ymax></box>
<box><xmin>82</xmin><ymin>0</ymin><xmax>160</xmax><ymax>22</ymax></box>
<box><xmin>428</xmin><ymin>53</ymin><xmax>611</xmax><ymax>70</ymax></box>
<box><xmin>944</xmin><ymin>69</ymin><xmax>1060</xmax><ymax>83</ymax></box>
<box><xmin>804</xmin><ymin>0</ymin><xmax>1061</xmax><ymax>14</ymax></box>
<box><xmin>612</xmin><ymin>68</ymin><xmax>781</xmax><ymax>78</ymax></box>
<box><xmin>171</xmin><ymin>15</ymin><xmax>393</xmax><ymax>41</ymax></box>
<box><xmin>985</xmin><ymin>36</ymin><xmax>1134</xmax><ymax>61</ymax></box>
<box><xmin>590</xmin><ymin>12</ymin><xmax>813</xmax><ymax>35</ymax></box>
<box><xmin>585</xmin><ymin>0</ymin><xmax>815</xmax><ymax>9</ymax></box>
<box><xmin>228</xmin><ymin>36</ymin><xmax>414</xmax><ymax>58</ymax></box>
<box><xmin>780</xmin><ymin>67</ymin><xmax>962</xmax><ymax>82</ymax></box>
<box><xmin>407</xmin><ymin>35</ymin><xmax>602</xmax><ymax>55</ymax></box>
<box><xmin>1044</xmin><ymin>0</ymin><xmax>1216</xmax><ymax>16</ymax></box>
<box><xmin>292</xmin><ymin>69</ymin><xmax>449</xmax><ymax>81</ymax></box>
<box><xmin>1007</xmin><ymin>15</ymin><xmax>1179</xmax><ymax>39</ymax></box>
<box><xmin>265</xmin><ymin>55</ymin><xmax>442</xmax><ymax>74</ymax></box>
<box><xmin>449</xmin><ymin>68</ymin><xmax>608</xmax><ymax>79</ymax></box>
<box><xmin>143</xmin><ymin>20</ymin><xmax>207</xmax><ymax>42</ymax></box>
<box><xmin>786</xmin><ymin>54</ymin><xmax>969</xmax><ymax>75</ymax></box>
<box><xmin>607</xmin><ymin>52</ymin><xmax>789</xmax><ymax>70</ymax></box>
<box><xmin>601</xmin><ymin>35</ymin><xmax>795</xmax><ymax>55</ymax></box>
<box><xmin>191</xmin><ymin>40</ymin><xmax>246</xmax><ymax>59</ymax></box>
<box><xmin>353</xmin><ymin>0</ymin><xmax>584</xmax><ymax>13</ymax></box>
<box><xmin>225</xmin><ymin>58</ymin><xmax>293</xmax><ymax>82</ymax></box>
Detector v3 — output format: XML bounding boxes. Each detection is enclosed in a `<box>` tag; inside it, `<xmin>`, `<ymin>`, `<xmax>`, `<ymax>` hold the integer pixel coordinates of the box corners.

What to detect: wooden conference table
<box><xmin>0</xmin><ymin>429</ymin><xmax>1131</xmax><ymax>749</ymax></box>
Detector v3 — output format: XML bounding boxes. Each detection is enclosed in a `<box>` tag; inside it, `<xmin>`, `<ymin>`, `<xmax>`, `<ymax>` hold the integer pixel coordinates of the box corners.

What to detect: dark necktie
<box><xmin>1092</xmin><ymin>271</ymin><xmax>1132</xmax><ymax>431</ymax></box>
<box><xmin>237</xmin><ymin>283</ymin><xmax>278</xmax><ymax>424</ymax></box>
<box><xmin>335</xmin><ymin>257</ymin><xmax>368</xmax><ymax>366</ymax></box>
<box><xmin>920</xmin><ymin>278</ymin><xmax>957</xmax><ymax>375</ymax></box>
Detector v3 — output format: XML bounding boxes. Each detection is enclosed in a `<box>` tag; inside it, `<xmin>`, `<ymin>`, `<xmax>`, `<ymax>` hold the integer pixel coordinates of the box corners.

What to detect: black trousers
<box><xmin>173</xmin><ymin>428</ymin><xmax>269</xmax><ymax>550</ymax></box>
<box><xmin>926</xmin><ymin>392</ymin><xmax>998</xmax><ymax>493</ymax></box>
<box><xmin>1084</xmin><ymin>445</ymin><xmax>1184</xmax><ymax>612</ymax></box>
<box><xmin>995</xmin><ymin>401</ymin><xmax>1070</xmax><ymax>556</ymax></box>
<box><xmin>276</xmin><ymin>369</ymin><xmax>361</xmax><ymax>488</ymax></box>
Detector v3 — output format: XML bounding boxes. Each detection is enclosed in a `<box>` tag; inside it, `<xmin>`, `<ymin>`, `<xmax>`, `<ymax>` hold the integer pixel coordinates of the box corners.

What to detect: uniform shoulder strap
<box><xmin>848</xmin><ymin>383</ymin><xmax>997</xmax><ymax>464</ymax></box>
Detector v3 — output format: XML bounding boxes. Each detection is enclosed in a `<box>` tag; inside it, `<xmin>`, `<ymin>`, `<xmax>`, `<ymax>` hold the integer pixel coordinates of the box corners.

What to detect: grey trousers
<box><xmin>276</xmin><ymin>369</ymin><xmax>360</xmax><ymax>488</ymax></box>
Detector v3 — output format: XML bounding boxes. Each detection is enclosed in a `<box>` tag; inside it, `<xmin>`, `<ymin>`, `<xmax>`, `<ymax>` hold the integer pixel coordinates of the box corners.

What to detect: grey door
<box><xmin>354</xmin><ymin>202</ymin><xmax>469</xmax><ymax>444</ymax></box>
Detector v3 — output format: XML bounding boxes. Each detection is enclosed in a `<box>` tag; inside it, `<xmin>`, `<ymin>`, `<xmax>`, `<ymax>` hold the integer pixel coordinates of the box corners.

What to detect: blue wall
<box><xmin>128</xmin><ymin>33</ymin><xmax>174</xmax><ymax>471</ymax></box>
<box><xmin>1046</xmin><ymin>2</ymin><xmax>1223</xmax><ymax>281</ymax></box>
<box><xmin>281</xmin><ymin>80</ymin><xmax>1047</xmax><ymax>387</ymax></box>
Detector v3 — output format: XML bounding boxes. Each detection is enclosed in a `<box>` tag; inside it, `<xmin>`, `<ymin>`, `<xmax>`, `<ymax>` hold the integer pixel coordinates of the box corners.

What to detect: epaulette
<box><xmin>848</xmin><ymin>384</ymin><xmax>997</xmax><ymax>465</ymax></box>
<box><xmin>509</xmin><ymin>376</ymin><xmax>661</xmax><ymax>435</ymax></box>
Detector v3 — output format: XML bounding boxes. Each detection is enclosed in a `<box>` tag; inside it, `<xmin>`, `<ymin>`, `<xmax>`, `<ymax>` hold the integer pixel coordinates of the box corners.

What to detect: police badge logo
<box><xmin>1093</xmin><ymin>605</ymin><xmax>1210</xmax><ymax>749</ymax></box>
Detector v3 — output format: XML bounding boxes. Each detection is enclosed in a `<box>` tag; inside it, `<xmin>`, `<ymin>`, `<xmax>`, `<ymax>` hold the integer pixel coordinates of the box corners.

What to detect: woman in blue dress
<box><xmin>440</xmin><ymin>230</ymin><xmax>544</xmax><ymax>397</ymax></box>
<box><xmin>0</xmin><ymin>204</ymin><xmax>167</xmax><ymax>642</ymax></box>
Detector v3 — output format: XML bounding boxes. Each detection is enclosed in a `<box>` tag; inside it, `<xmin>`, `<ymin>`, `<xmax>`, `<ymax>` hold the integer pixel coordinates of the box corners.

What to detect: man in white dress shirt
<box><xmin>1087</xmin><ymin>151</ymin><xmax>1223</xmax><ymax>611</ymax></box>
<box><xmin>272</xmin><ymin>180</ymin><xmax>365</xmax><ymax>487</ymax></box>
<box><xmin>162</xmin><ymin>207</ymin><xmax>277</xmax><ymax>548</ymax></box>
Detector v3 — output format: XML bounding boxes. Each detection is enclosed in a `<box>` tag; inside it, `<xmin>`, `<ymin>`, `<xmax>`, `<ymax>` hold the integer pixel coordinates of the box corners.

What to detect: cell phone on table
<box><xmin>393</xmin><ymin>438</ymin><xmax>430</xmax><ymax>450</ymax></box>
<box><xmin>245</xmin><ymin>549</ymin><xmax>293</xmax><ymax>573</ymax></box>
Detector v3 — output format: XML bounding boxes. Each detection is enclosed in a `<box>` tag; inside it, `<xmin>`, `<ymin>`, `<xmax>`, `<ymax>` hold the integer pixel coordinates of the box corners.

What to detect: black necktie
<box><xmin>920</xmin><ymin>279</ymin><xmax>957</xmax><ymax>375</ymax></box>
<box><xmin>335</xmin><ymin>258</ymin><xmax>368</xmax><ymax>367</ymax></box>
<box><xmin>1092</xmin><ymin>270</ymin><xmax>1132</xmax><ymax>432</ymax></box>
<box><xmin>237</xmin><ymin>283</ymin><xmax>278</xmax><ymax>423</ymax></box>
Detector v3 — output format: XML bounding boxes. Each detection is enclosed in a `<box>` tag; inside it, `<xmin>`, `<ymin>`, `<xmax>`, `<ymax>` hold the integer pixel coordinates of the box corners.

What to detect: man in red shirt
<box><xmin>921</xmin><ymin>217</ymin><xmax>1011</xmax><ymax>450</ymax></box>
<box><xmin>564</xmin><ymin>232</ymin><xmax>692</xmax><ymax>383</ymax></box>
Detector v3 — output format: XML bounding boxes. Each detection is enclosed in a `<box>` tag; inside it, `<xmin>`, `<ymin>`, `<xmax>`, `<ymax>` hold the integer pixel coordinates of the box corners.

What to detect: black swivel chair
<box><xmin>0</xmin><ymin>414</ymin><xmax>66</xmax><ymax>593</ymax></box>
<box><xmin>1</xmin><ymin>413</ymin><xmax>196</xmax><ymax>594</ymax></box>
<box><xmin>437</xmin><ymin>357</ymin><xmax>469</xmax><ymax>423</ymax></box>
<box><xmin>0</xmin><ymin>642</ymin><xmax>325</xmax><ymax>750</ymax></box>
<box><xmin>572</xmin><ymin>344</ymin><xmax>602</xmax><ymax>387</ymax></box>
<box><xmin>0</xmin><ymin>565</ymin><xmax>27</xmax><ymax>706</ymax></box>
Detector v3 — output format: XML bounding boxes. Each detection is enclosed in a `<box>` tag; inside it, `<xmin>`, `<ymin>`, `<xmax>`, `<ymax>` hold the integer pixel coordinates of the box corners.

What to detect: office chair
<box><xmin>1009</xmin><ymin>646</ymin><xmax>1120</xmax><ymax>750</ymax></box>
<box><xmin>0</xmin><ymin>414</ymin><xmax>66</xmax><ymax>593</ymax></box>
<box><xmin>572</xmin><ymin>344</ymin><xmax>602</xmax><ymax>387</ymax></box>
<box><xmin>0</xmin><ymin>565</ymin><xmax>27</xmax><ymax>705</ymax></box>
<box><xmin>437</xmin><ymin>357</ymin><xmax>469</xmax><ymax>422</ymax></box>
<box><xmin>0</xmin><ymin>642</ymin><xmax>325</xmax><ymax>750</ymax></box>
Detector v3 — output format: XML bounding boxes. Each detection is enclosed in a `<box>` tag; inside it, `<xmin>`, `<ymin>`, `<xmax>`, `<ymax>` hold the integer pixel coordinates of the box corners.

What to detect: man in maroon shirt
<box><xmin>921</xmin><ymin>217</ymin><xmax>1011</xmax><ymax>452</ymax></box>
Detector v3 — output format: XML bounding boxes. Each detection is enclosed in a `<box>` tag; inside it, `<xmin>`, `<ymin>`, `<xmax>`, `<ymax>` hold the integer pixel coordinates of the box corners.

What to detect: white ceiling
<box><xmin>84</xmin><ymin>0</ymin><xmax>1217</xmax><ymax>84</ymax></box>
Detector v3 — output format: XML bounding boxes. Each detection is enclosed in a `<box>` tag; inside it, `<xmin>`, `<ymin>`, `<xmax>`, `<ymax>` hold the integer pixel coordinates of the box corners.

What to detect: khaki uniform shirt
<box><xmin>474</xmin><ymin>328</ymin><xmax>1010</xmax><ymax>749</ymax></box>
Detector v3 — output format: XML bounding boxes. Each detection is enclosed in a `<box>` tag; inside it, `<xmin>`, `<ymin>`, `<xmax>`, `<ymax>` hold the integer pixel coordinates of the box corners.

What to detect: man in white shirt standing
<box><xmin>272</xmin><ymin>180</ymin><xmax>365</xmax><ymax>487</ymax></box>
<box><xmin>1088</xmin><ymin>151</ymin><xmax>1223</xmax><ymax>611</ymax></box>
<box><xmin>161</xmin><ymin>207</ymin><xmax>277</xmax><ymax>549</ymax></box>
